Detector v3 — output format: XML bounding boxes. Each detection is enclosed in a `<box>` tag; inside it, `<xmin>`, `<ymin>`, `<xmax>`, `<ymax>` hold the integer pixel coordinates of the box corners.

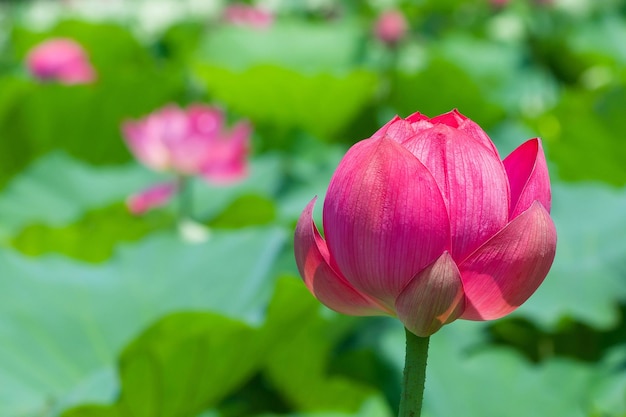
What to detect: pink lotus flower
<box><xmin>122</xmin><ymin>104</ymin><xmax>251</xmax><ymax>183</ymax></box>
<box><xmin>26</xmin><ymin>38</ymin><xmax>96</xmax><ymax>85</ymax></box>
<box><xmin>374</xmin><ymin>10</ymin><xmax>408</xmax><ymax>46</ymax></box>
<box><xmin>127</xmin><ymin>182</ymin><xmax>177</xmax><ymax>215</ymax></box>
<box><xmin>223</xmin><ymin>4</ymin><xmax>274</xmax><ymax>29</ymax></box>
<box><xmin>294</xmin><ymin>109</ymin><xmax>556</xmax><ymax>337</ymax></box>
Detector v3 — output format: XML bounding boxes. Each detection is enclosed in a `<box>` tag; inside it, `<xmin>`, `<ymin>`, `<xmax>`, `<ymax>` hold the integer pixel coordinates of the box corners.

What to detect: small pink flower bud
<box><xmin>26</xmin><ymin>38</ymin><xmax>96</xmax><ymax>85</ymax></box>
<box><xmin>127</xmin><ymin>182</ymin><xmax>177</xmax><ymax>215</ymax></box>
<box><xmin>374</xmin><ymin>10</ymin><xmax>408</xmax><ymax>46</ymax></box>
<box><xmin>223</xmin><ymin>4</ymin><xmax>274</xmax><ymax>29</ymax></box>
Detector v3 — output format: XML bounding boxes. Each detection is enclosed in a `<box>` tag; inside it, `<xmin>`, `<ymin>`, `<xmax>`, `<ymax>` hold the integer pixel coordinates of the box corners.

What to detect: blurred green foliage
<box><xmin>1</xmin><ymin>0</ymin><xmax>626</xmax><ymax>416</ymax></box>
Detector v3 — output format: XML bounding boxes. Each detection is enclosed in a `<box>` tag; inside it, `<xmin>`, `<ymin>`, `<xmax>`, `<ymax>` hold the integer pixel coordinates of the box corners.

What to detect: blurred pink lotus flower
<box><xmin>122</xmin><ymin>104</ymin><xmax>251</xmax><ymax>183</ymax></box>
<box><xmin>374</xmin><ymin>9</ymin><xmax>408</xmax><ymax>46</ymax></box>
<box><xmin>294</xmin><ymin>109</ymin><xmax>556</xmax><ymax>337</ymax></box>
<box><xmin>127</xmin><ymin>182</ymin><xmax>177</xmax><ymax>215</ymax></box>
<box><xmin>26</xmin><ymin>38</ymin><xmax>96</xmax><ymax>85</ymax></box>
<box><xmin>223</xmin><ymin>4</ymin><xmax>274</xmax><ymax>29</ymax></box>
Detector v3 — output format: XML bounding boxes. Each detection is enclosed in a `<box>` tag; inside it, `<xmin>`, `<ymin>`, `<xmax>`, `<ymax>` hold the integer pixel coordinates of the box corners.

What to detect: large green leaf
<box><xmin>260</xmin><ymin>278</ymin><xmax>389</xmax><ymax>414</ymax></box>
<box><xmin>194</xmin><ymin>64</ymin><xmax>378</xmax><ymax>141</ymax></box>
<box><xmin>0</xmin><ymin>227</ymin><xmax>287</xmax><ymax>417</ymax></box>
<box><xmin>536</xmin><ymin>86</ymin><xmax>626</xmax><ymax>185</ymax></box>
<box><xmin>253</xmin><ymin>397</ymin><xmax>392</xmax><ymax>417</ymax></box>
<box><xmin>193</xmin><ymin>20</ymin><xmax>377</xmax><ymax>143</ymax></box>
<box><xmin>0</xmin><ymin>152</ymin><xmax>155</xmax><ymax>239</ymax></box>
<box><xmin>62</xmin><ymin>313</ymin><xmax>263</xmax><ymax>417</ymax></box>
<box><xmin>55</xmin><ymin>279</ymin><xmax>395</xmax><ymax>417</ymax></box>
<box><xmin>199</xmin><ymin>21</ymin><xmax>365</xmax><ymax>73</ymax></box>
<box><xmin>588</xmin><ymin>345</ymin><xmax>626</xmax><ymax>416</ymax></box>
<box><xmin>10</xmin><ymin>203</ymin><xmax>172</xmax><ymax>263</ymax></box>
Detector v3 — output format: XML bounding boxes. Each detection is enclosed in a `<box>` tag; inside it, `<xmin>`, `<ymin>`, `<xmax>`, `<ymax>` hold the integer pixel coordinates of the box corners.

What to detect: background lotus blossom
<box><xmin>223</xmin><ymin>4</ymin><xmax>274</xmax><ymax>29</ymax></box>
<box><xmin>26</xmin><ymin>37</ymin><xmax>96</xmax><ymax>84</ymax></box>
<box><xmin>122</xmin><ymin>103</ymin><xmax>251</xmax><ymax>214</ymax></box>
<box><xmin>374</xmin><ymin>9</ymin><xmax>408</xmax><ymax>46</ymax></box>
<box><xmin>122</xmin><ymin>103</ymin><xmax>251</xmax><ymax>182</ymax></box>
<box><xmin>126</xmin><ymin>182</ymin><xmax>177</xmax><ymax>215</ymax></box>
<box><xmin>295</xmin><ymin>109</ymin><xmax>557</xmax><ymax>337</ymax></box>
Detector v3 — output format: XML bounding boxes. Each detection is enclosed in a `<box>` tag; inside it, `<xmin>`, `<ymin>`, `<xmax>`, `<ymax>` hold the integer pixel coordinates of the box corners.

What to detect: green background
<box><xmin>1</xmin><ymin>0</ymin><xmax>625</xmax><ymax>416</ymax></box>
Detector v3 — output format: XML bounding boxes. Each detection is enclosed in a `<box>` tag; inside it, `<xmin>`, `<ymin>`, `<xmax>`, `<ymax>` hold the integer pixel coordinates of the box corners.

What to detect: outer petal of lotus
<box><xmin>122</xmin><ymin>104</ymin><xmax>189</xmax><ymax>171</ymax></box>
<box><xmin>167</xmin><ymin>132</ymin><xmax>213</xmax><ymax>175</ymax></box>
<box><xmin>402</xmin><ymin>124</ymin><xmax>510</xmax><ymax>261</ymax></box>
<box><xmin>121</xmin><ymin>119</ymin><xmax>171</xmax><ymax>171</ymax></box>
<box><xmin>57</xmin><ymin>61</ymin><xmax>96</xmax><ymax>84</ymax></box>
<box><xmin>200</xmin><ymin>121</ymin><xmax>251</xmax><ymax>184</ymax></box>
<box><xmin>187</xmin><ymin>105</ymin><xmax>224</xmax><ymax>137</ymax></box>
<box><xmin>169</xmin><ymin>105</ymin><xmax>225</xmax><ymax>175</ymax></box>
<box><xmin>294</xmin><ymin>198</ymin><xmax>391</xmax><ymax>316</ymax></box>
<box><xmin>323</xmin><ymin>136</ymin><xmax>450</xmax><ymax>308</ymax></box>
<box><xmin>503</xmin><ymin>138</ymin><xmax>551</xmax><ymax>219</ymax></box>
<box><xmin>126</xmin><ymin>182</ymin><xmax>178</xmax><ymax>215</ymax></box>
<box><xmin>429</xmin><ymin>109</ymin><xmax>500</xmax><ymax>156</ymax></box>
<box><xmin>157</xmin><ymin>105</ymin><xmax>194</xmax><ymax>157</ymax></box>
<box><xmin>459</xmin><ymin>201</ymin><xmax>557</xmax><ymax>320</ymax></box>
<box><xmin>395</xmin><ymin>252</ymin><xmax>465</xmax><ymax>337</ymax></box>
<box><xmin>371</xmin><ymin>115</ymin><xmax>416</xmax><ymax>143</ymax></box>
<box><xmin>26</xmin><ymin>38</ymin><xmax>95</xmax><ymax>84</ymax></box>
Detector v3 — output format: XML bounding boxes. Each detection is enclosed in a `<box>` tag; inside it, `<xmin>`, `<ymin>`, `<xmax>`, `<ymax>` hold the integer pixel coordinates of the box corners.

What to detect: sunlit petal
<box><xmin>323</xmin><ymin>137</ymin><xmax>450</xmax><ymax>305</ymax></box>
<box><xmin>503</xmin><ymin>138</ymin><xmax>551</xmax><ymax>218</ymax></box>
<box><xmin>294</xmin><ymin>198</ymin><xmax>390</xmax><ymax>316</ymax></box>
<box><xmin>395</xmin><ymin>252</ymin><xmax>465</xmax><ymax>337</ymax></box>
<box><xmin>459</xmin><ymin>202</ymin><xmax>557</xmax><ymax>320</ymax></box>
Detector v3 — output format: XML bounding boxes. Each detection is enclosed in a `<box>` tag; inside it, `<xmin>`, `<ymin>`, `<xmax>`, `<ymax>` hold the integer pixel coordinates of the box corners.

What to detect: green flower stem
<box><xmin>398</xmin><ymin>328</ymin><xmax>430</xmax><ymax>417</ymax></box>
<box><xmin>177</xmin><ymin>175</ymin><xmax>193</xmax><ymax>221</ymax></box>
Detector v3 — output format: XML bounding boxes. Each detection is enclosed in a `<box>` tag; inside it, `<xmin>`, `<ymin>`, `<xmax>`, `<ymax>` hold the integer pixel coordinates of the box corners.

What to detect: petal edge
<box><xmin>459</xmin><ymin>202</ymin><xmax>557</xmax><ymax>320</ymax></box>
<box><xmin>503</xmin><ymin>138</ymin><xmax>551</xmax><ymax>218</ymax></box>
<box><xmin>395</xmin><ymin>252</ymin><xmax>465</xmax><ymax>337</ymax></box>
<box><xmin>294</xmin><ymin>198</ymin><xmax>389</xmax><ymax>316</ymax></box>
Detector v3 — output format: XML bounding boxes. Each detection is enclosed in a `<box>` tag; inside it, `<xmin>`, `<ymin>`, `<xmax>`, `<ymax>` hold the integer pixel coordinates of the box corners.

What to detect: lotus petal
<box><xmin>395</xmin><ymin>252</ymin><xmax>465</xmax><ymax>337</ymax></box>
<box><xmin>503</xmin><ymin>138</ymin><xmax>551</xmax><ymax>218</ymax></box>
<box><xmin>294</xmin><ymin>198</ymin><xmax>389</xmax><ymax>316</ymax></box>
<box><xmin>323</xmin><ymin>137</ymin><xmax>450</xmax><ymax>306</ymax></box>
<box><xmin>126</xmin><ymin>182</ymin><xmax>177</xmax><ymax>215</ymax></box>
<box><xmin>371</xmin><ymin>116</ymin><xmax>416</xmax><ymax>143</ymax></box>
<box><xmin>459</xmin><ymin>202</ymin><xmax>557</xmax><ymax>320</ymax></box>
<box><xmin>402</xmin><ymin>124</ymin><xmax>510</xmax><ymax>260</ymax></box>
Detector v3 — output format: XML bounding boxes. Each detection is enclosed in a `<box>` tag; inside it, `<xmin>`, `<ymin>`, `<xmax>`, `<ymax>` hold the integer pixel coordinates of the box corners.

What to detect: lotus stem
<box><xmin>177</xmin><ymin>175</ymin><xmax>193</xmax><ymax>221</ymax></box>
<box><xmin>398</xmin><ymin>328</ymin><xmax>430</xmax><ymax>417</ymax></box>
